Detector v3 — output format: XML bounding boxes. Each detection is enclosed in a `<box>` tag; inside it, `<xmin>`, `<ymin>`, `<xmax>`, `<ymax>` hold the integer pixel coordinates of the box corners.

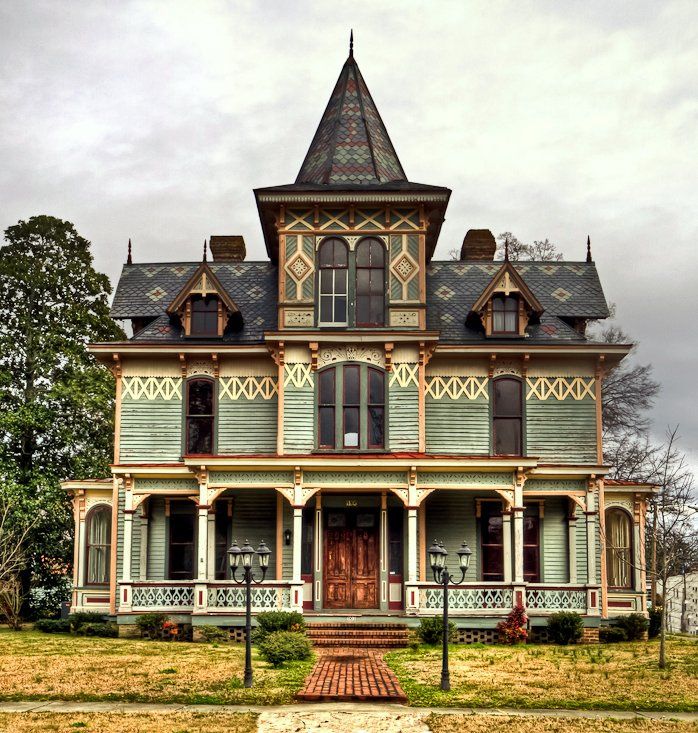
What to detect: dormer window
<box><xmin>190</xmin><ymin>295</ymin><xmax>220</xmax><ymax>336</ymax></box>
<box><xmin>492</xmin><ymin>294</ymin><xmax>518</xmax><ymax>334</ymax></box>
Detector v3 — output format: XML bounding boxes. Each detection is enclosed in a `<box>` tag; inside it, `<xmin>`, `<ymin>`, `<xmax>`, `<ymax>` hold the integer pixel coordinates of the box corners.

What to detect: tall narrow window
<box><xmin>492</xmin><ymin>378</ymin><xmax>522</xmax><ymax>455</ymax></box>
<box><xmin>523</xmin><ymin>505</ymin><xmax>540</xmax><ymax>582</ymax></box>
<box><xmin>318</xmin><ymin>368</ymin><xmax>336</xmax><ymax>449</ymax></box>
<box><xmin>186</xmin><ymin>379</ymin><xmax>214</xmax><ymax>454</ymax></box>
<box><xmin>85</xmin><ymin>506</ymin><xmax>111</xmax><ymax>585</ymax></box>
<box><xmin>169</xmin><ymin>505</ymin><xmax>195</xmax><ymax>580</ymax></box>
<box><xmin>190</xmin><ymin>295</ymin><xmax>219</xmax><ymax>336</ymax></box>
<box><xmin>318</xmin><ymin>238</ymin><xmax>348</xmax><ymax>325</ymax></box>
<box><xmin>367</xmin><ymin>367</ymin><xmax>385</xmax><ymax>449</ymax></box>
<box><xmin>343</xmin><ymin>364</ymin><xmax>360</xmax><ymax>448</ymax></box>
<box><xmin>606</xmin><ymin>508</ymin><xmax>632</xmax><ymax>588</ymax></box>
<box><xmin>481</xmin><ymin>502</ymin><xmax>504</xmax><ymax>582</ymax></box>
<box><xmin>356</xmin><ymin>238</ymin><xmax>385</xmax><ymax>326</ymax></box>
<box><xmin>492</xmin><ymin>294</ymin><xmax>519</xmax><ymax>333</ymax></box>
<box><xmin>214</xmin><ymin>500</ymin><xmax>231</xmax><ymax>580</ymax></box>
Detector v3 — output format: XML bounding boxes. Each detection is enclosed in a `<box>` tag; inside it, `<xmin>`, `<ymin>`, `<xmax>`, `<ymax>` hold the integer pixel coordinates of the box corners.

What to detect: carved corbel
<box><xmin>111</xmin><ymin>354</ymin><xmax>122</xmax><ymax>378</ymax></box>
<box><xmin>179</xmin><ymin>353</ymin><xmax>187</xmax><ymax>379</ymax></box>
<box><xmin>419</xmin><ymin>342</ymin><xmax>436</xmax><ymax>367</ymax></box>
<box><xmin>488</xmin><ymin>353</ymin><xmax>497</xmax><ymax>378</ymax></box>
<box><xmin>522</xmin><ymin>353</ymin><xmax>530</xmax><ymax>378</ymax></box>
<box><xmin>132</xmin><ymin>493</ymin><xmax>150</xmax><ymax>511</ymax></box>
<box><xmin>595</xmin><ymin>354</ymin><xmax>606</xmax><ymax>380</ymax></box>
<box><xmin>309</xmin><ymin>343</ymin><xmax>319</xmax><ymax>371</ymax></box>
<box><xmin>495</xmin><ymin>489</ymin><xmax>515</xmax><ymax>510</ymax></box>
<box><xmin>516</xmin><ymin>466</ymin><xmax>527</xmax><ymax>488</ymax></box>
<box><xmin>294</xmin><ymin>466</ymin><xmax>303</xmax><ymax>487</ymax></box>
<box><xmin>384</xmin><ymin>343</ymin><xmax>394</xmax><ymax>372</ymax></box>
<box><xmin>415</xmin><ymin>488</ymin><xmax>435</xmax><ymax>506</ymax></box>
<box><xmin>388</xmin><ymin>487</ymin><xmax>409</xmax><ymax>506</ymax></box>
<box><xmin>211</xmin><ymin>353</ymin><xmax>219</xmax><ymax>378</ymax></box>
<box><xmin>123</xmin><ymin>474</ymin><xmax>134</xmax><ymax>492</ymax></box>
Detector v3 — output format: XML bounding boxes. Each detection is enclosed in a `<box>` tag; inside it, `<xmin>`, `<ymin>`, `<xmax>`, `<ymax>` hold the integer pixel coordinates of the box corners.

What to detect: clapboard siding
<box><xmin>218</xmin><ymin>394</ymin><xmax>277</xmax><ymax>453</ymax></box>
<box><xmin>389</xmin><ymin>383</ymin><xmax>419</xmax><ymax>451</ymax></box>
<box><xmin>424</xmin><ymin>491</ymin><xmax>478</xmax><ymax>578</ymax></box>
<box><xmin>147</xmin><ymin>497</ymin><xmax>167</xmax><ymax>580</ymax></box>
<box><xmin>425</xmin><ymin>397</ymin><xmax>489</xmax><ymax>454</ymax></box>
<box><xmin>120</xmin><ymin>398</ymin><xmax>182</xmax><ymax>463</ymax></box>
<box><xmin>282</xmin><ymin>500</ymin><xmax>293</xmax><ymax>579</ymax></box>
<box><xmin>541</xmin><ymin>497</ymin><xmax>568</xmax><ymax>583</ymax></box>
<box><xmin>526</xmin><ymin>398</ymin><xmax>597</xmax><ymax>463</ymax></box>
<box><xmin>284</xmin><ymin>384</ymin><xmax>314</xmax><ymax>453</ymax></box>
<box><xmin>230</xmin><ymin>490</ymin><xmax>279</xmax><ymax>581</ymax></box>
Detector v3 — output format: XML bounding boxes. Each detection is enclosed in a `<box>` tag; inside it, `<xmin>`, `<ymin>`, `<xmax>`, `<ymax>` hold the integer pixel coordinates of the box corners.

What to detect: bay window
<box><xmin>606</xmin><ymin>508</ymin><xmax>633</xmax><ymax>589</ymax></box>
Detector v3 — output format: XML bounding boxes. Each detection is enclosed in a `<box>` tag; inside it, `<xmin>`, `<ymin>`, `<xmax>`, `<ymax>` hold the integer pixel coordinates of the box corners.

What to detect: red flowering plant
<box><xmin>496</xmin><ymin>603</ymin><xmax>528</xmax><ymax>644</ymax></box>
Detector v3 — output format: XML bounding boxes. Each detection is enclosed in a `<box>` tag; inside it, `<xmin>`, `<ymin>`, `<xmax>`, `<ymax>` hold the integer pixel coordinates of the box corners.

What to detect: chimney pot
<box><xmin>460</xmin><ymin>229</ymin><xmax>496</xmax><ymax>261</ymax></box>
<box><xmin>210</xmin><ymin>235</ymin><xmax>246</xmax><ymax>262</ymax></box>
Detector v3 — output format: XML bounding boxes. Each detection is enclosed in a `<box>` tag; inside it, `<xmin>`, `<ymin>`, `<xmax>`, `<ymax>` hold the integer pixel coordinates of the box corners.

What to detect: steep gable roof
<box><xmin>470</xmin><ymin>259</ymin><xmax>544</xmax><ymax>315</ymax></box>
<box><xmin>166</xmin><ymin>262</ymin><xmax>239</xmax><ymax>315</ymax></box>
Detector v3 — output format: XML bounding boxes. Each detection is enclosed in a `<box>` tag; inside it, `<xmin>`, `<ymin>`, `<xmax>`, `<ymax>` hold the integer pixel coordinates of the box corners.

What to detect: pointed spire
<box><xmin>586</xmin><ymin>235</ymin><xmax>592</xmax><ymax>263</ymax></box>
<box><xmin>203</xmin><ymin>238</ymin><xmax>208</xmax><ymax>263</ymax></box>
<box><xmin>127</xmin><ymin>238</ymin><xmax>132</xmax><ymax>265</ymax></box>
<box><xmin>349</xmin><ymin>29</ymin><xmax>354</xmax><ymax>58</ymax></box>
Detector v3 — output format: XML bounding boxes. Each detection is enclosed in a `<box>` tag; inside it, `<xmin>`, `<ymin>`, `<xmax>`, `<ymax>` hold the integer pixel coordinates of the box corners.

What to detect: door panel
<box><xmin>352</xmin><ymin>528</ymin><xmax>378</xmax><ymax>608</ymax></box>
<box><xmin>324</xmin><ymin>528</ymin><xmax>352</xmax><ymax>609</ymax></box>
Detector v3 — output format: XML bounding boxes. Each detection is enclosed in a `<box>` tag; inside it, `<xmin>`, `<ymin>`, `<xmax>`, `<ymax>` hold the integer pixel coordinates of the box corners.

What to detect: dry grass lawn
<box><xmin>0</xmin><ymin>712</ymin><xmax>257</xmax><ymax>733</ymax></box>
<box><xmin>387</xmin><ymin>637</ymin><xmax>698</xmax><ymax>711</ymax></box>
<box><xmin>428</xmin><ymin>715</ymin><xmax>698</xmax><ymax>733</ymax></box>
<box><xmin>0</xmin><ymin>630</ymin><xmax>311</xmax><ymax>705</ymax></box>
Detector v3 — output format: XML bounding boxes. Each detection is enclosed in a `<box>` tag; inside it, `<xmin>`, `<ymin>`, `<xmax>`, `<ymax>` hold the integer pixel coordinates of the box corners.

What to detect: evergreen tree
<box><xmin>0</xmin><ymin>215</ymin><xmax>123</xmax><ymax>607</ymax></box>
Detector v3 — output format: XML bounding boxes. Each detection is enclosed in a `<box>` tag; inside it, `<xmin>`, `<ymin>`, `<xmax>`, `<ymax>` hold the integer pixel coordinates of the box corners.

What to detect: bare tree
<box><xmin>495</xmin><ymin>232</ymin><xmax>563</xmax><ymax>261</ymax></box>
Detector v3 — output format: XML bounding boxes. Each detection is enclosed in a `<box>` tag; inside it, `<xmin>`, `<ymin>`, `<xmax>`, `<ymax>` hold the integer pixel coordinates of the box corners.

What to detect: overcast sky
<box><xmin>1</xmin><ymin>0</ymin><xmax>696</xmax><ymax>465</ymax></box>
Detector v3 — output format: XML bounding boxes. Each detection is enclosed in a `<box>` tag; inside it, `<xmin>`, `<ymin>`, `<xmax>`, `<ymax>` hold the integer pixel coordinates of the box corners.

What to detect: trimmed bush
<box><xmin>416</xmin><ymin>616</ymin><xmax>456</xmax><ymax>645</ymax></box>
<box><xmin>648</xmin><ymin>606</ymin><xmax>662</xmax><ymax>639</ymax></box>
<box><xmin>68</xmin><ymin>612</ymin><xmax>107</xmax><ymax>631</ymax></box>
<box><xmin>198</xmin><ymin>625</ymin><xmax>229</xmax><ymax>643</ymax></box>
<box><xmin>547</xmin><ymin>612</ymin><xmax>584</xmax><ymax>645</ymax></box>
<box><xmin>253</xmin><ymin>611</ymin><xmax>306</xmax><ymax>642</ymax></box>
<box><xmin>35</xmin><ymin>618</ymin><xmax>71</xmax><ymax>634</ymax></box>
<box><xmin>135</xmin><ymin>613</ymin><xmax>169</xmax><ymax>638</ymax></box>
<box><xmin>497</xmin><ymin>604</ymin><xmax>528</xmax><ymax>644</ymax></box>
<box><xmin>599</xmin><ymin>625</ymin><xmax>627</xmax><ymax>643</ymax></box>
<box><xmin>613</xmin><ymin>613</ymin><xmax>648</xmax><ymax>641</ymax></box>
<box><xmin>75</xmin><ymin>622</ymin><xmax>118</xmax><ymax>638</ymax></box>
<box><xmin>258</xmin><ymin>630</ymin><xmax>311</xmax><ymax>667</ymax></box>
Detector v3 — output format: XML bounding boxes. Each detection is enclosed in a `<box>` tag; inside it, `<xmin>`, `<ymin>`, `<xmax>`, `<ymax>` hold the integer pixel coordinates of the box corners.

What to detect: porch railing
<box><xmin>207</xmin><ymin>583</ymin><xmax>292</xmax><ymax>611</ymax></box>
<box><xmin>525</xmin><ymin>585</ymin><xmax>587</xmax><ymax>611</ymax></box>
<box><xmin>418</xmin><ymin>583</ymin><xmax>514</xmax><ymax>612</ymax></box>
<box><xmin>131</xmin><ymin>582</ymin><xmax>195</xmax><ymax>610</ymax></box>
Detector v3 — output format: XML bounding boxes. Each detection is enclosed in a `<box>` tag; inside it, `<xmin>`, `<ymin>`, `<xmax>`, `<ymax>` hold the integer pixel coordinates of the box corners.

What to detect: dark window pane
<box><xmin>301</xmin><ymin>508</ymin><xmax>314</xmax><ymax>575</ymax></box>
<box><xmin>343</xmin><ymin>406</ymin><xmax>359</xmax><ymax>447</ymax></box>
<box><xmin>357</xmin><ymin>268</ymin><xmax>369</xmax><ymax>296</ymax></box>
<box><xmin>191</xmin><ymin>295</ymin><xmax>219</xmax><ymax>335</ymax></box>
<box><xmin>356</xmin><ymin>297</ymin><xmax>369</xmax><ymax>325</ymax></box>
<box><xmin>335</xmin><ymin>270</ymin><xmax>347</xmax><ymax>295</ymax></box>
<box><xmin>356</xmin><ymin>242</ymin><xmax>370</xmax><ymax>267</ymax></box>
<box><xmin>335</xmin><ymin>296</ymin><xmax>347</xmax><ymax>323</ymax></box>
<box><xmin>524</xmin><ymin>515</ymin><xmax>538</xmax><ymax>544</ymax></box>
<box><xmin>492</xmin><ymin>294</ymin><xmax>518</xmax><ymax>333</ymax></box>
<box><xmin>524</xmin><ymin>547</ymin><xmax>539</xmax><ymax>582</ymax></box>
<box><xmin>369</xmin><ymin>296</ymin><xmax>384</xmax><ymax>325</ymax></box>
<box><xmin>493</xmin><ymin>417</ymin><xmax>521</xmax><ymax>455</ymax></box>
<box><xmin>320</xmin><ymin>269</ymin><xmax>332</xmax><ymax>290</ymax></box>
<box><xmin>493</xmin><ymin>379</ymin><xmax>521</xmax><ymax>416</ymax></box>
<box><xmin>188</xmin><ymin>380</ymin><xmax>213</xmax><ymax>415</ymax></box>
<box><xmin>188</xmin><ymin>416</ymin><xmax>213</xmax><ymax>453</ymax></box>
<box><xmin>320</xmin><ymin>296</ymin><xmax>332</xmax><ymax>322</ymax></box>
<box><xmin>344</xmin><ymin>366</ymin><xmax>360</xmax><ymax>404</ymax></box>
<box><xmin>169</xmin><ymin>511</ymin><xmax>195</xmax><ymax>580</ymax></box>
<box><xmin>333</xmin><ymin>239</ymin><xmax>348</xmax><ymax>267</ymax></box>
<box><xmin>369</xmin><ymin>369</ymin><xmax>384</xmax><ymax>404</ymax></box>
<box><xmin>370</xmin><ymin>275</ymin><xmax>383</xmax><ymax>294</ymax></box>
<box><xmin>388</xmin><ymin>508</ymin><xmax>403</xmax><ymax>575</ymax></box>
<box><xmin>368</xmin><ymin>406</ymin><xmax>384</xmax><ymax>447</ymax></box>
<box><xmin>319</xmin><ymin>407</ymin><xmax>335</xmax><ymax>448</ymax></box>
<box><xmin>319</xmin><ymin>369</ymin><xmax>335</xmax><ymax>404</ymax></box>
<box><xmin>482</xmin><ymin>547</ymin><xmax>504</xmax><ymax>580</ymax></box>
<box><xmin>356</xmin><ymin>239</ymin><xmax>385</xmax><ymax>326</ymax></box>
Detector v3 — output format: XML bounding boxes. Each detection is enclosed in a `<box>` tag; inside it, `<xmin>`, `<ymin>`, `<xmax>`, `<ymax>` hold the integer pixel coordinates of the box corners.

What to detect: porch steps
<box><xmin>305</xmin><ymin>622</ymin><xmax>410</xmax><ymax>648</ymax></box>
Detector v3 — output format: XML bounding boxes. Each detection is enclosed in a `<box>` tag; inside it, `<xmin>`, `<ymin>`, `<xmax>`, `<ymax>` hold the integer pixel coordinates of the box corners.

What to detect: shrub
<box><xmin>599</xmin><ymin>625</ymin><xmax>627</xmax><ymax>643</ymax></box>
<box><xmin>257</xmin><ymin>631</ymin><xmax>311</xmax><ymax>667</ymax></box>
<box><xmin>497</xmin><ymin>604</ymin><xmax>528</xmax><ymax>644</ymax></box>
<box><xmin>613</xmin><ymin>613</ymin><xmax>648</xmax><ymax>641</ymax></box>
<box><xmin>75</xmin><ymin>622</ymin><xmax>118</xmax><ymax>638</ymax></box>
<box><xmin>416</xmin><ymin>616</ymin><xmax>457</xmax><ymax>645</ymax></box>
<box><xmin>135</xmin><ymin>613</ymin><xmax>169</xmax><ymax>638</ymax></box>
<box><xmin>68</xmin><ymin>612</ymin><xmax>107</xmax><ymax>631</ymax></box>
<box><xmin>35</xmin><ymin>618</ymin><xmax>71</xmax><ymax>634</ymax></box>
<box><xmin>547</xmin><ymin>612</ymin><xmax>584</xmax><ymax>645</ymax></box>
<box><xmin>648</xmin><ymin>606</ymin><xmax>662</xmax><ymax>639</ymax></box>
<box><xmin>198</xmin><ymin>625</ymin><xmax>229</xmax><ymax>643</ymax></box>
<box><xmin>253</xmin><ymin>611</ymin><xmax>306</xmax><ymax>642</ymax></box>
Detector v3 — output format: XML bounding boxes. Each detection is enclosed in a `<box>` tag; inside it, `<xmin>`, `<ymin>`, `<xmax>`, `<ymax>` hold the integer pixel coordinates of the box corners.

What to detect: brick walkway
<box><xmin>296</xmin><ymin>648</ymin><xmax>408</xmax><ymax>703</ymax></box>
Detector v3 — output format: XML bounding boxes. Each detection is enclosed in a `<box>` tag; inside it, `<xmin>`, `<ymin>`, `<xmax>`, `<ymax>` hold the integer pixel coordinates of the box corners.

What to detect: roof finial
<box><xmin>349</xmin><ymin>29</ymin><xmax>354</xmax><ymax>58</ymax></box>
<box><xmin>586</xmin><ymin>235</ymin><xmax>592</xmax><ymax>263</ymax></box>
<box><xmin>203</xmin><ymin>238</ymin><xmax>208</xmax><ymax>263</ymax></box>
<box><xmin>504</xmin><ymin>235</ymin><xmax>510</xmax><ymax>262</ymax></box>
<box><xmin>127</xmin><ymin>238</ymin><xmax>132</xmax><ymax>265</ymax></box>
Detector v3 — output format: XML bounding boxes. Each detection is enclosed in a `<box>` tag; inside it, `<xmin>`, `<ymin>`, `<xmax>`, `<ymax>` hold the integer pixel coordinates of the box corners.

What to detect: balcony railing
<box><xmin>131</xmin><ymin>582</ymin><xmax>195</xmax><ymax>610</ymax></box>
<box><xmin>525</xmin><ymin>585</ymin><xmax>587</xmax><ymax>611</ymax></box>
<box><xmin>417</xmin><ymin>583</ymin><xmax>514</xmax><ymax>612</ymax></box>
<box><xmin>207</xmin><ymin>583</ymin><xmax>292</xmax><ymax>611</ymax></box>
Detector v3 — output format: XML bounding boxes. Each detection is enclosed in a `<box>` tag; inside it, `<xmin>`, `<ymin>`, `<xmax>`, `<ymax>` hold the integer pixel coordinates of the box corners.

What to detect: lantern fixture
<box><xmin>227</xmin><ymin>540</ymin><xmax>241</xmax><ymax>570</ymax></box>
<box><xmin>257</xmin><ymin>540</ymin><xmax>271</xmax><ymax>570</ymax></box>
<box><xmin>240</xmin><ymin>539</ymin><xmax>255</xmax><ymax>570</ymax></box>
<box><xmin>457</xmin><ymin>542</ymin><xmax>472</xmax><ymax>572</ymax></box>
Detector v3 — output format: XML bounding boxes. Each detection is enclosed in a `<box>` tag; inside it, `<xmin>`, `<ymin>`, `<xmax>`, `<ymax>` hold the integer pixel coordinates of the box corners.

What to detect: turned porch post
<box><xmin>120</xmin><ymin>477</ymin><xmax>134</xmax><ymax>610</ymax></box>
<box><xmin>502</xmin><ymin>508</ymin><xmax>513</xmax><ymax>584</ymax></box>
<box><xmin>586</xmin><ymin>486</ymin><xmax>597</xmax><ymax>585</ymax></box>
<box><xmin>513</xmin><ymin>476</ymin><xmax>525</xmax><ymax>585</ymax></box>
<box><xmin>567</xmin><ymin>500</ymin><xmax>578</xmax><ymax>585</ymax></box>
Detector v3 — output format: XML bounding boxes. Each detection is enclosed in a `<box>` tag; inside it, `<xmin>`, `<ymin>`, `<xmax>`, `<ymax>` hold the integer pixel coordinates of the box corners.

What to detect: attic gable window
<box><xmin>190</xmin><ymin>295</ymin><xmax>219</xmax><ymax>336</ymax></box>
<box><xmin>492</xmin><ymin>294</ymin><xmax>519</xmax><ymax>334</ymax></box>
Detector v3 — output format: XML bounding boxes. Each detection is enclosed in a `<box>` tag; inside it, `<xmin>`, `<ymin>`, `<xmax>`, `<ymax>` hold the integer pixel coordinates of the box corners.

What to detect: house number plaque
<box><xmin>345</xmin><ymin>499</ymin><xmax>358</xmax><ymax>507</ymax></box>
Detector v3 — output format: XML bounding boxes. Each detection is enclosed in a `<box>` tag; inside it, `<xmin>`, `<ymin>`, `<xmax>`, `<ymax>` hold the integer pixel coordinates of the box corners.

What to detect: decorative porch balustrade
<box><xmin>207</xmin><ymin>583</ymin><xmax>292</xmax><ymax>611</ymax></box>
<box><xmin>131</xmin><ymin>583</ymin><xmax>195</xmax><ymax>609</ymax></box>
<box><xmin>525</xmin><ymin>586</ymin><xmax>587</xmax><ymax>611</ymax></box>
<box><xmin>418</xmin><ymin>584</ymin><xmax>514</xmax><ymax>611</ymax></box>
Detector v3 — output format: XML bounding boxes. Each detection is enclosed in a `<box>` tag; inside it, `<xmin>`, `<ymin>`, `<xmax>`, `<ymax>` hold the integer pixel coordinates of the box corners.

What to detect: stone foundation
<box><xmin>580</xmin><ymin>627</ymin><xmax>600</xmax><ymax>644</ymax></box>
<box><xmin>117</xmin><ymin>623</ymin><xmax>140</xmax><ymax>638</ymax></box>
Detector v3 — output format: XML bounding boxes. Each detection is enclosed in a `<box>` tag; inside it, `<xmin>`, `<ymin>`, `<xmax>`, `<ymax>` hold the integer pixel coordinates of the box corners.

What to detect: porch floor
<box><xmin>296</xmin><ymin>648</ymin><xmax>407</xmax><ymax>703</ymax></box>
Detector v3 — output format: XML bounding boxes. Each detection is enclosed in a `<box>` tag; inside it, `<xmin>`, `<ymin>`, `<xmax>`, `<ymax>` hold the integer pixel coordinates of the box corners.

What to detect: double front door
<box><xmin>324</xmin><ymin>508</ymin><xmax>379</xmax><ymax>609</ymax></box>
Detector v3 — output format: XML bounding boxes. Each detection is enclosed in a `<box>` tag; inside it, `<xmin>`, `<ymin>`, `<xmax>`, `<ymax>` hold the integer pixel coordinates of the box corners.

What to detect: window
<box><xmin>355</xmin><ymin>238</ymin><xmax>385</xmax><ymax>326</ymax></box>
<box><xmin>492</xmin><ymin>377</ymin><xmax>522</xmax><ymax>455</ymax></box>
<box><xmin>190</xmin><ymin>295</ymin><xmax>219</xmax><ymax>336</ymax></box>
<box><xmin>481</xmin><ymin>502</ymin><xmax>504</xmax><ymax>581</ymax></box>
<box><xmin>318</xmin><ymin>238</ymin><xmax>348</xmax><ymax>325</ymax></box>
<box><xmin>523</xmin><ymin>505</ymin><xmax>540</xmax><ymax>582</ymax></box>
<box><xmin>316</xmin><ymin>365</ymin><xmax>386</xmax><ymax>450</ymax></box>
<box><xmin>186</xmin><ymin>379</ymin><xmax>214</xmax><ymax>454</ymax></box>
<box><xmin>169</xmin><ymin>504</ymin><xmax>195</xmax><ymax>580</ymax></box>
<box><xmin>214</xmin><ymin>500</ymin><xmax>231</xmax><ymax>580</ymax></box>
<box><xmin>301</xmin><ymin>508</ymin><xmax>315</xmax><ymax>576</ymax></box>
<box><xmin>606</xmin><ymin>508</ymin><xmax>632</xmax><ymax>588</ymax></box>
<box><xmin>388</xmin><ymin>507</ymin><xmax>403</xmax><ymax>577</ymax></box>
<box><xmin>85</xmin><ymin>506</ymin><xmax>111</xmax><ymax>585</ymax></box>
<box><xmin>492</xmin><ymin>294</ymin><xmax>519</xmax><ymax>333</ymax></box>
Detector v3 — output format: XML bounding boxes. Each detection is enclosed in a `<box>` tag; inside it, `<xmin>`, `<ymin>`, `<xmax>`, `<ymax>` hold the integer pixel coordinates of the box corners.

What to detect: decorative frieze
<box><xmin>316</xmin><ymin>346</ymin><xmax>384</xmax><ymax>369</ymax></box>
<box><xmin>526</xmin><ymin>479</ymin><xmax>587</xmax><ymax>492</ymax></box>
<box><xmin>526</xmin><ymin>377</ymin><xmax>595</xmax><ymax>401</ymax></box>
<box><xmin>208</xmin><ymin>471</ymin><xmax>295</xmax><ymax>487</ymax></box>
<box><xmin>389</xmin><ymin>309</ymin><xmax>420</xmax><ymax>327</ymax></box>
<box><xmin>284</xmin><ymin>363</ymin><xmax>313</xmax><ymax>388</ymax></box>
<box><xmin>219</xmin><ymin>376</ymin><xmax>278</xmax><ymax>400</ymax></box>
<box><xmin>303</xmin><ymin>471</ymin><xmax>408</xmax><ymax>487</ymax></box>
<box><xmin>283</xmin><ymin>309</ymin><xmax>314</xmax><ymax>327</ymax></box>
<box><xmin>418</xmin><ymin>472</ymin><xmax>513</xmax><ymax>487</ymax></box>
<box><xmin>389</xmin><ymin>363</ymin><xmax>419</xmax><ymax>388</ymax></box>
<box><xmin>425</xmin><ymin>376</ymin><xmax>489</xmax><ymax>400</ymax></box>
<box><xmin>122</xmin><ymin>376</ymin><xmax>181</xmax><ymax>401</ymax></box>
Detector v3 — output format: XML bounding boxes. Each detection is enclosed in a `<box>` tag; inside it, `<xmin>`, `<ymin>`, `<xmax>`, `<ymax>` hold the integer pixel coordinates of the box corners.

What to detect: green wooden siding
<box><xmin>526</xmin><ymin>398</ymin><xmax>597</xmax><ymax>463</ymax></box>
<box><xmin>284</xmin><ymin>383</ymin><xmax>314</xmax><ymax>453</ymax></box>
<box><xmin>388</xmin><ymin>382</ymin><xmax>419</xmax><ymax>451</ymax></box>
<box><xmin>147</xmin><ymin>496</ymin><xmax>167</xmax><ymax>581</ymax></box>
<box><xmin>425</xmin><ymin>396</ymin><xmax>489</xmax><ymax>454</ymax></box>
<box><xmin>540</xmin><ymin>497</ymin><xmax>567</xmax><ymax>583</ymax></box>
<box><xmin>229</xmin><ymin>489</ymin><xmax>279</xmax><ymax>581</ymax></box>
<box><xmin>217</xmin><ymin>393</ymin><xmax>277</xmax><ymax>453</ymax></box>
<box><xmin>424</xmin><ymin>491</ymin><xmax>479</xmax><ymax>578</ymax></box>
<box><xmin>282</xmin><ymin>500</ymin><xmax>293</xmax><ymax>579</ymax></box>
<box><xmin>120</xmin><ymin>397</ymin><xmax>182</xmax><ymax>463</ymax></box>
<box><xmin>574</xmin><ymin>506</ymin><xmax>588</xmax><ymax>580</ymax></box>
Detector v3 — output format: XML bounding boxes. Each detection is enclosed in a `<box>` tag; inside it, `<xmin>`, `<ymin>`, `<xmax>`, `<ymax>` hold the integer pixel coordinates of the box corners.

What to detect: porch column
<box><xmin>502</xmin><ymin>508</ymin><xmax>513</xmax><ymax>584</ymax></box>
<box><xmin>292</xmin><ymin>507</ymin><xmax>303</xmax><ymax>582</ymax></box>
<box><xmin>513</xmin><ymin>480</ymin><xmax>524</xmax><ymax>585</ymax></box>
<box><xmin>405</xmin><ymin>506</ymin><xmax>419</xmax><ymax>612</ymax></box>
<box><xmin>194</xmin><ymin>474</ymin><xmax>209</xmax><ymax>614</ymax></box>
<box><xmin>207</xmin><ymin>507</ymin><xmax>216</xmax><ymax>581</ymax></box>
<box><xmin>120</xmin><ymin>480</ymin><xmax>134</xmax><ymax>611</ymax></box>
<box><xmin>380</xmin><ymin>492</ymin><xmax>389</xmax><ymax>611</ymax></box>
<box><xmin>313</xmin><ymin>493</ymin><xmax>323</xmax><ymax>611</ymax></box>
<box><xmin>567</xmin><ymin>500</ymin><xmax>578</xmax><ymax>585</ymax></box>
<box><xmin>586</xmin><ymin>487</ymin><xmax>596</xmax><ymax>585</ymax></box>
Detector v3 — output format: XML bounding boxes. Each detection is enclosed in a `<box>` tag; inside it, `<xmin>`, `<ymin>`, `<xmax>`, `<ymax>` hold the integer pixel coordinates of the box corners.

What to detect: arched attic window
<box><xmin>606</xmin><ymin>508</ymin><xmax>633</xmax><ymax>589</ymax></box>
<box><xmin>318</xmin><ymin>238</ymin><xmax>348</xmax><ymax>326</ymax></box>
<box><xmin>492</xmin><ymin>377</ymin><xmax>522</xmax><ymax>456</ymax></box>
<box><xmin>85</xmin><ymin>505</ymin><xmax>112</xmax><ymax>585</ymax></box>
<box><xmin>355</xmin><ymin>238</ymin><xmax>386</xmax><ymax>327</ymax></box>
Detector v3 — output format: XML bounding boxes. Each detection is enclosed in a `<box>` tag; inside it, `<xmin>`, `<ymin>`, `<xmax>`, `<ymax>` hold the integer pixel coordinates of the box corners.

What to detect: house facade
<box><xmin>64</xmin><ymin>47</ymin><xmax>654</xmax><ymax>641</ymax></box>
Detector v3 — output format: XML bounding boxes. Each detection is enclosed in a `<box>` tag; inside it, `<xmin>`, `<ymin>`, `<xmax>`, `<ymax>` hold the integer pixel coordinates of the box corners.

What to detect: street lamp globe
<box><xmin>227</xmin><ymin>540</ymin><xmax>241</xmax><ymax>570</ymax></box>
<box><xmin>457</xmin><ymin>542</ymin><xmax>472</xmax><ymax>572</ymax></box>
<box><xmin>257</xmin><ymin>540</ymin><xmax>271</xmax><ymax>570</ymax></box>
<box><xmin>240</xmin><ymin>539</ymin><xmax>255</xmax><ymax>570</ymax></box>
<box><xmin>428</xmin><ymin>540</ymin><xmax>447</xmax><ymax>571</ymax></box>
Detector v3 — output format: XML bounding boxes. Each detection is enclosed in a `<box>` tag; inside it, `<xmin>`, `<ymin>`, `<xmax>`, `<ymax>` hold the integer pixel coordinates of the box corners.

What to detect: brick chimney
<box><xmin>460</xmin><ymin>229</ymin><xmax>496</xmax><ymax>261</ymax></box>
<box><xmin>209</xmin><ymin>235</ymin><xmax>246</xmax><ymax>262</ymax></box>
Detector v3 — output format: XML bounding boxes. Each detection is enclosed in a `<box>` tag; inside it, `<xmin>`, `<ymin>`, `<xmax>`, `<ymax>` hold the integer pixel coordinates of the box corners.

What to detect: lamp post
<box><xmin>428</xmin><ymin>539</ymin><xmax>472</xmax><ymax>692</ymax></box>
<box><xmin>227</xmin><ymin>538</ymin><xmax>271</xmax><ymax>688</ymax></box>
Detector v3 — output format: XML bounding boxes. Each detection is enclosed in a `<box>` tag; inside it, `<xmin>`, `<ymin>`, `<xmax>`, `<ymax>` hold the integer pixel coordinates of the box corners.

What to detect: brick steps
<box><xmin>306</xmin><ymin>622</ymin><xmax>410</xmax><ymax>648</ymax></box>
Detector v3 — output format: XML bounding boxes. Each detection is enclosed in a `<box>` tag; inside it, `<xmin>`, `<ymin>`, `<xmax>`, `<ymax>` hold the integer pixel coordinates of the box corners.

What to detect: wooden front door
<box><xmin>323</xmin><ymin>510</ymin><xmax>378</xmax><ymax>609</ymax></box>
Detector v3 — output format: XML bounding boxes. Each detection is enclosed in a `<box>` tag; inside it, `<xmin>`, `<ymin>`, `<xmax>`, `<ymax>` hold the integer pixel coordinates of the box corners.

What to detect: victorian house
<box><xmin>64</xmin><ymin>45</ymin><xmax>653</xmax><ymax>642</ymax></box>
